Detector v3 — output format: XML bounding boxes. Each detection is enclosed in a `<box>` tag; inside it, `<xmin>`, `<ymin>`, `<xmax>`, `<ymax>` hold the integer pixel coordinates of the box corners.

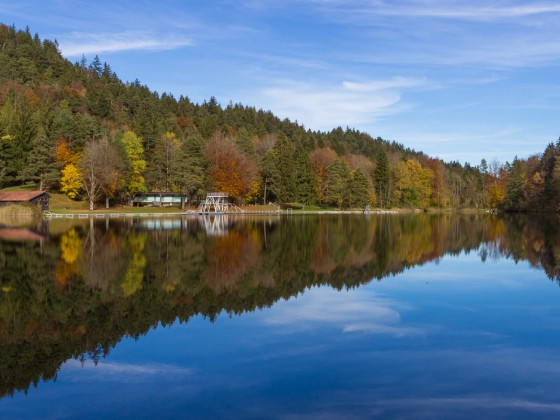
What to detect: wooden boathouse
<box><xmin>0</xmin><ymin>191</ymin><xmax>50</xmax><ymax>211</ymax></box>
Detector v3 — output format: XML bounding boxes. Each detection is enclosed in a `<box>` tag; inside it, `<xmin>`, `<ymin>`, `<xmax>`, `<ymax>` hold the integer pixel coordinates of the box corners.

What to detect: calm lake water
<box><xmin>2</xmin><ymin>213</ymin><xmax>560</xmax><ymax>419</ymax></box>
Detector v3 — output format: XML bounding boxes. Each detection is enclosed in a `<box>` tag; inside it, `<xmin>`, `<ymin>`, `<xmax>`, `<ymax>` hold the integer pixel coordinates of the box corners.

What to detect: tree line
<box><xmin>0</xmin><ymin>24</ymin><xmax>558</xmax><ymax>211</ymax></box>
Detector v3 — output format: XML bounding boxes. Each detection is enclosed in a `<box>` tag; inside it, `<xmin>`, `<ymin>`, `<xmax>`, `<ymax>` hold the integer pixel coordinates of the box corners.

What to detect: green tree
<box><xmin>540</xmin><ymin>141</ymin><xmax>560</xmax><ymax>211</ymax></box>
<box><xmin>0</xmin><ymin>96</ymin><xmax>36</xmax><ymax>184</ymax></box>
<box><xmin>0</xmin><ymin>150</ymin><xmax>6</xmax><ymax>187</ymax></box>
<box><xmin>0</xmin><ymin>132</ymin><xmax>12</xmax><ymax>188</ymax></box>
<box><xmin>170</xmin><ymin>134</ymin><xmax>206</xmax><ymax>208</ymax></box>
<box><xmin>349</xmin><ymin>168</ymin><xmax>370</xmax><ymax>208</ymax></box>
<box><xmin>294</xmin><ymin>145</ymin><xmax>318</xmax><ymax>205</ymax></box>
<box><xmin>11</xmin><ymin>99</ymin><xmax>36</xmax><ymax>167</ymax></box>
<box><xmin>234</xmin><ymin>127</ymin><xmax>256</xmax><ymax>161</ymax></box>
<box><xmin>23</xmin><ymin>125</ymin><xmax>58</xmax><ymax>190</ymax></box>
<box><xmin>146</xmin><ymin>131</ymin><xmax>181</xmax><ymax>193</ymax></box>
<box><xmin>504</xmin><ymin>157</ymin><xmax>527</xmax><ymax>211</ymax></box>
<box><xmin>373</xmin><ymin>148</ymin><xmax>391</xmax><ymax>208</ymax></box>
<box><xmin>268</xmin><ymin>134</ymin><xmax>296</xmax><ymax>203</ymax></box>
<box><xmin>326</xmin><ymin>159</ymin><xmax>351</xmax><ymax>208</ymax></box>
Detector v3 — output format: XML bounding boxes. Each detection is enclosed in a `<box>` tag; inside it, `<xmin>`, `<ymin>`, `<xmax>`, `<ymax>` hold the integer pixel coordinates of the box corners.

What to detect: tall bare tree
<box><xmin>79</xmin><ymin>137</ymin><xmax>121</xmax><ymax>210</ymax></box>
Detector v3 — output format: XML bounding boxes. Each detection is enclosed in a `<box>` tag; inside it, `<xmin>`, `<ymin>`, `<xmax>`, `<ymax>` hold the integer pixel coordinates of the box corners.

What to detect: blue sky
<box><xmin>1</xmin><ymin>0</ymin><xmax>559</xmax><ymax>164</ymax></box>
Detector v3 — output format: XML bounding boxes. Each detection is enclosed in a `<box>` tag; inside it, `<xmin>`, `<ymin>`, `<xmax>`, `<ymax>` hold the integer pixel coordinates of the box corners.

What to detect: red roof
<box><xmin>0</xmin><ymin>191</ymin><xmax>48</xmax><ymax>202</ymax></box>
<box><xmin>0</xmin><ymin>228</ymin><xmax>44</xmax><ymax>242</ymax></box>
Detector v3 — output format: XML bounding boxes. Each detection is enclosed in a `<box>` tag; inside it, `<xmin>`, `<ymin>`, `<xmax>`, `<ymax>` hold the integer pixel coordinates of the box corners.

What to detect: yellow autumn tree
<box><xmin>60</xmin><ymin>163</ymin><xmax>83</xmax><ymax>199</ymax></box>
<box><xmin>121</xmin><ymin>130</ymin><xmax>147</xmax><ymax>197</ymax></box>
<box><xmin>392</xmin><ymin>159</ymin><xmax>433</xmax><ymax>209</ymax></box>
<box><xmin>56</xmin><ymin>228</ymin><xmax>83</xmax><ymax>287</ymax></box>
<box><xmin>121</xmin><ymin>233</ymin><xmax>146</xmax><ymax>296</ymax></box>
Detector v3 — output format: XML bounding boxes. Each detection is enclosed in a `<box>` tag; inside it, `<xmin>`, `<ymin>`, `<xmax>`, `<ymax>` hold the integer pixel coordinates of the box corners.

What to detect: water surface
<box><xmin>1</xmin><ymin>214</ymin><xmax>560</xmax><ymax>418</ymax></box>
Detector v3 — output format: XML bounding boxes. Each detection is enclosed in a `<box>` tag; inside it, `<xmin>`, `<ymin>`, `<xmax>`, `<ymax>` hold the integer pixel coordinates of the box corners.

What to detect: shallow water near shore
<box><xmin>2</xmin><ymin>213</ymin><xmax>560</xmax><ymax>418</ymax></box>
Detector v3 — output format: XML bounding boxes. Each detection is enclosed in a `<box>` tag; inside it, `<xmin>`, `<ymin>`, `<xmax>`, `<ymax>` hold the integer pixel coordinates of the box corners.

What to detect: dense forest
<box><xmin>0</xmin><ymin>24</ymin><xmax>558</xmax><ymax>211</ymax></box>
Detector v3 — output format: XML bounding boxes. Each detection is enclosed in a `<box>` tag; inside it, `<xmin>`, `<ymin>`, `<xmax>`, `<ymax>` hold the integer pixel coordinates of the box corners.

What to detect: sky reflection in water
<box><xmin>2</xmin><ymin>215</ymin><xmax>560</xmax><ymax>418</ymax></box>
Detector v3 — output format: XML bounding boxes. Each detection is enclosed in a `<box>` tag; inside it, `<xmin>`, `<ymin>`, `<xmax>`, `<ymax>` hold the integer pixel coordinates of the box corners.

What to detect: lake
<box><xmin>1</xmin><ymin>213</ymin><xmax>560</xmax><ymax>419</ymax></box>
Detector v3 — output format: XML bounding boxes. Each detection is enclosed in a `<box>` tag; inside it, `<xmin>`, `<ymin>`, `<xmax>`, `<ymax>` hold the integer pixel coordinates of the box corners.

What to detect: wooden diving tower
<box><xmin>199</xmin><ymin>192</ymin><xmax>230</xmax><ymax>214</ymax></box>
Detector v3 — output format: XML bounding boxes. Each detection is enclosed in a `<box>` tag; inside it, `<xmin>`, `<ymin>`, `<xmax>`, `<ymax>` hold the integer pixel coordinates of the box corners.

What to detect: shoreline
<box><xmin>42</xmin><ymin>207</ymin><xmax>495</xmax><ymax>218</ymax></box>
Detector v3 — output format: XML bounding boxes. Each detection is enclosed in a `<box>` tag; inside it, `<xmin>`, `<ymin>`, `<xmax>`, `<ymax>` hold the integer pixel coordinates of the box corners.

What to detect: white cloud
<box><xmin>377</xmin><ymin>2</ymin><xmax>560</xmax><ymax>20</ymax></box>
<box><xmin>307</xmin><ymin>0</ymin><xmax>560</xmax><ymax>21</ymax></box>
<box><xmin>252</xmin><ymin>77</ymin><xmax>424</xmax><ymax>131</ymax></box>
<box><xmin>63</xmin><ymin>359</ymin><xmax>194</xmax><ymax>382</ymax></box>
<box><xmin>342</xmin><ymin>76</ymin><xmax>426</xmax><ymax>91</ymax></box>
<box><xmin>261</xmin><ymin>286</ymin><xmax>426</xmax><ymax>337</ymax></box>
<box><xmin>58</xmin><ymin>31</ymin><xmax>193</xmax><ymax>57</ymax></box>
<box><xmin>372</xmin><ymin>396</ymin><xmax>560</xmax><ymax>412</ymax></box>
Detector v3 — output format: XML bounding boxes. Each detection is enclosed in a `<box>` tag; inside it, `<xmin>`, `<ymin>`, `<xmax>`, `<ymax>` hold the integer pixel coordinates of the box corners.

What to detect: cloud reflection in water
<box><xmin>261</xmin><ymin>286</ymin><xmax>426</xmax><ymax>337</ymax></box>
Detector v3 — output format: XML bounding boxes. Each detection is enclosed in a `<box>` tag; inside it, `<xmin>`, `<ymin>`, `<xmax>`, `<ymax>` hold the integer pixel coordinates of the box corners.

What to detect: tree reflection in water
<box><xmin>1</xmin><ymin>213</ymin><xmax>560</xmax><ymax>397</ymax></box>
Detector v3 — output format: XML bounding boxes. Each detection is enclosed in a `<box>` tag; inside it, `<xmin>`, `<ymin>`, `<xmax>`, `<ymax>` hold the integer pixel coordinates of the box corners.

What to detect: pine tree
<box><xmin>260</xmin><ymin>150</ymin><xmax>276</xmax><ymax>204</ymax></box>
<box><xmin>294</xmin><ymin>146</ymin><xmax>318</xmax><ymax>205</ymax></box>
<box><xmin>504</xmin><ymin>157</ymin><xmax>527</xmax><ymax>211</ymax></box>
<box><xmin>146</xmin><ymin>132</ymin><xmax>180</xmax><ymax>192</ymax></box>
<box><xmin>349</xmin><ymin>168</ymin><xmax>370</xmax><ymax>208</ymax></box>
<box><xmin>540</xmin><ymin>141</ymin><xmax>560</xmax><ymax>211</ymax></box>
<box><xmin>0</xmin><ymin>119</ymin><xmax>10</xmax><ymax>187</ymax></box>
<box><xmin>0</xmin><ymin>147</ymin><xmax>6</xmax><ymax>188</ymax></box>
<box><xmin>269</xmin><ymin>134</ymin><xmax>296</xmax><ymax>203</ymax></box>
<box><xmin>23</xmin><ymin>124</ymin><xmax>58</xmax><ymax>190</ymax></box>
<box><xmin>235</xmin><ymin>127</ymin><xmax>256</xmax><ymax>161</ymax></box>
<box><xmin>326</xmin><ymin>159</ymin><xmax>351</xmax><ymax>208</ymax></box>
<box><xmin>373</xmin><ymin>148</ymin><xmax>391</xmax><ymax>208</ymax></box>
<box><xmin>89</xmin><ymin>55</ymin><xmax>102</xmax><ymax>77</ymax></box>
<box><xmin>170</xmin><ymin>134</ymin><xmax>206</xmax><ymax>208</ymax></box>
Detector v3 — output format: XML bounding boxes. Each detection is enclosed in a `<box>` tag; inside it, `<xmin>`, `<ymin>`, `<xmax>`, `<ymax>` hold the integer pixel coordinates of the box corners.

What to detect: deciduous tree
<box><xmin>310</xmin><ymin>147</ymin><xmax>337</xmax><ymax>204</ymax></box>
<box><xmin>60</xmin><ymin>163</ymin><xmax>82</xmax><ymax>199</ymax></box>
<box><xmin>79</xmin><ymin>137</ymin><xmax>121</xmax><ymax>210</ymax></box>
<box><xmin>121</xmin><ymin>130</ymin><xmax>146</xmax><ymax>199</ymax></box>
<box><xmin>204</xmin><ymin>132</ymin><xmax>255</xmax><ymax>200</ymax></box>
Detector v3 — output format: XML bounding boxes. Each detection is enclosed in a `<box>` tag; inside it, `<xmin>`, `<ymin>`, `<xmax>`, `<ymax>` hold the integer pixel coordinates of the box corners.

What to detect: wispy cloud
<box><xmin>58</xmin><ymin>31</ymin><xmax>193</xmax><ymax>57</ymax></box>
<box><xmin>307</xmin><ymin>0</ymin><xmax>560</xmax><ymax>21</ymax></box>
<box><xmin>63</xmin><ymin>359</ymin><xmax>194</xmax><ymax>382</ymax></box>
<box><xmin>372</xmin><ymin>396</ymin><xmax>560</xmax><ymax>413</ymax></box>
<box><xmin>342</xmin><ymin>76</ymin><xmax>427</xmax><ymax>91</ymax></box>
<box><xmin>378</xmin><ymin>2</ymin><xmax>560</xmax><ymax>20</ymax></box>
<box><xmin>250</xmin><ymin>76</ymin><xmax>425</xmax><ymax>131</ymax></box>
<box><xmin>262</xmin><ymin>286</ymin><xmax>426</xmax><ymax>337</ymax></box>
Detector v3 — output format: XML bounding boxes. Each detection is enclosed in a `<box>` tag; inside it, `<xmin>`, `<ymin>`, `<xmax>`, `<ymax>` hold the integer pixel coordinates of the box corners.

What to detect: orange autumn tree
<box><xmin>310</xmin><ymin>147</ymin><xmax>338</xmax><ymax>204</ymax></box>
<box><xmin>424</xmin><ymin>158</ymin><xmax>450</xmax><ymax>207</ymax></box>
<box><xmin>56</xmin><ymin>139</ymin><xmax>79</xmax><ymax>166</ymax></box>
<box><xmin>204</xmin><ymin>132</ymin><xmax>256</xmax><ymax>200</ymax></box>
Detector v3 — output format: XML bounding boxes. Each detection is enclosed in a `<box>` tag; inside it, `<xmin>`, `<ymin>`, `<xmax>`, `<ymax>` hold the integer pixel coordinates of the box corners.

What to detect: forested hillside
<box><xmin>0</xmin><ymin>24</ymin><xmax>557</xmax><ymax>211</ymax></box>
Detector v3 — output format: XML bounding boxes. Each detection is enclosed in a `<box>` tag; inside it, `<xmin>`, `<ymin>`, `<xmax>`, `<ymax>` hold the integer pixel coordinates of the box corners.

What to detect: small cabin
<box><xmin>131</xmin><ymin>192</ymin><xmax>184</xmax><ymax>207</ymax></box>
<box><xmin>0</xmin><ymin>191</ymin><xmax>50</xmax><ymax>211</ymax></box>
